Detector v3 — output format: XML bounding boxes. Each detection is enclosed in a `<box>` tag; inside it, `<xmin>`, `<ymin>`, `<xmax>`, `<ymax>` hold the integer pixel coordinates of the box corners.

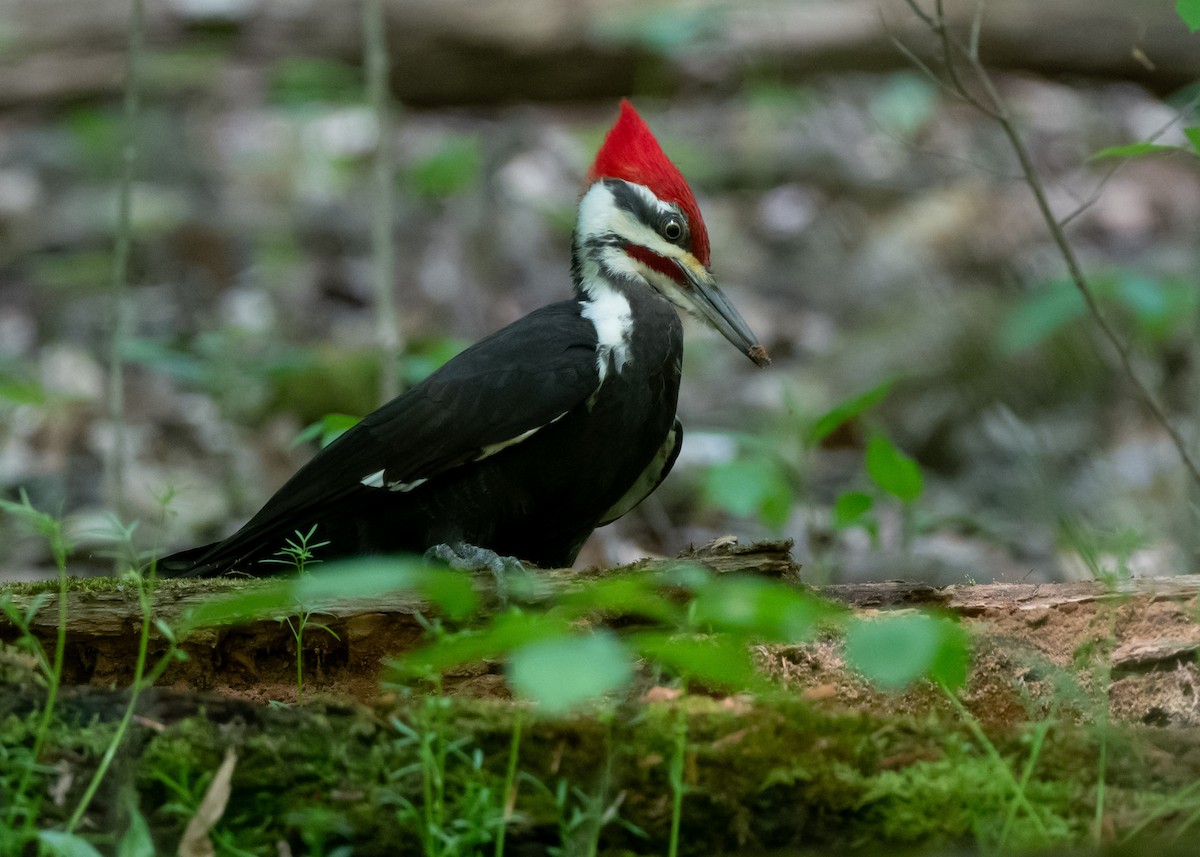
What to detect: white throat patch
<box><xmin>580</xmin><ymin>289</ymin><xmax>633</xmax><ymax>381</ymax></box>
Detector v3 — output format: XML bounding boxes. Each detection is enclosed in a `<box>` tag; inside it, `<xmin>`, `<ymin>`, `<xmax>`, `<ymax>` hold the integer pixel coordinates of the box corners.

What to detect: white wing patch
<box><xmin>360</xmin><ymin>414</ymin><xmax>570</xmax><ymax>490</ymax></box>
<box><xmin>476</xmin><ymin>426</ymin><xmax>540</xmax><ymax>460</ymax></box>
<box><xmin>475</xmin><ymin>412</ymin><xmax>569</xmax><ymax>461</ymax></box>
<box><xmin>359</xmin><ymin>470</ymin><xmax>428</xmax><ymax>492</ymax></box>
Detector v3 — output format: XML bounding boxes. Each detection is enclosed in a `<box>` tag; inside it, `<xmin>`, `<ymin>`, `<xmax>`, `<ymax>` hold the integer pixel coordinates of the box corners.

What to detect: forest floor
<box><xmin>4</xmin><ymin>542</ymin><xmax>1200</xmax><ymax>855</ymax></box>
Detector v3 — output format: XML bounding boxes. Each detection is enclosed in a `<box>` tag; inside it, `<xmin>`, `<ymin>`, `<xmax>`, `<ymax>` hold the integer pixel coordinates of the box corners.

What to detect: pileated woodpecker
<box><xmin>162</xmin><ymin>100</ymin><xmax>769</xmax><ymax>576</ymax></box>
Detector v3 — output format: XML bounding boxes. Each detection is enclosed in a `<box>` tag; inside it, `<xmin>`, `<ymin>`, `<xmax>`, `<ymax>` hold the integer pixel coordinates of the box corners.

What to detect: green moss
<box><xmin>0</xmin><ymin>575</ymin><xmax>263</xmax><ymax>597</ymax></box>
<box><xmin>1</xmin><ymin>688</ymin><xmax>1197</xmax><ymax>855</ymax></box>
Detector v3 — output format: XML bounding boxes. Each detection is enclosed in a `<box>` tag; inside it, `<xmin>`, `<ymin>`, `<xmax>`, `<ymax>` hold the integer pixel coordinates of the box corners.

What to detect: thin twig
<box><xmin>1058</xmin><ymin>89</ymin><xmax>1200</xmax><ymax>228</ymax></box>
<box><xmin>895</xmin><ymin>1</ymin><xmax>1200</xmax><ymax>486</ymax></box>
<box><xmin>365</xmin><ymin>0</ymin><xmax>401</xmax><ymax>404</ymax></box>
<box><xmin>104</xmin><ymin>0</ymin><xmax>145</xmax><ymax>519</ymax></box>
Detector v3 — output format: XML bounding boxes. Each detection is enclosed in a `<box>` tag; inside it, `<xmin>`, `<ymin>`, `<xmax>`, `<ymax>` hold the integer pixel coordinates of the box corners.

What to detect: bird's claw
<box><xmin>424</xmin><ymin>542</ymin><xmax>526</xmax><ymax>605</ymax></box>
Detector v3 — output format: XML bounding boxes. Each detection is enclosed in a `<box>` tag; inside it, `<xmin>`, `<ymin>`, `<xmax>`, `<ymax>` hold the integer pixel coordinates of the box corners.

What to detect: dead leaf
<box><xmin>177</xmin><ymin>748</ymin><xmax>238</xmax><ymax>857</ymax></box>
<box><xmin>49</xmin><ymin>760</ymin><xmax>73</xmax><ymax>807</ymax></box>
<box><xmin>640</xmin><ymin>686</ymin><xmax>681</xmax><ymax>703</ymax></box>
<box><xmin>133</xmin><ymin>715</ymin><xmax>166</xmax><ymax>733</ymax></box>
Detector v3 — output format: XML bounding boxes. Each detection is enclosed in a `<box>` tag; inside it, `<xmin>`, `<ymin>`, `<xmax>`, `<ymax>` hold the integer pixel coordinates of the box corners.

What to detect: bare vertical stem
<box><xmin>896</xmin><ymin>0</ymin><xmax>1200</xmax><ymax>486</ymax></box>
<box><xmin>365</xmin><ymin>0</ymin><xmax>401</xmax><ymax>404</ymax></box>
<box><xmin>104</xmin><ymin>0</ymin><xmax>145</xmax><ymax>517</ymax></box>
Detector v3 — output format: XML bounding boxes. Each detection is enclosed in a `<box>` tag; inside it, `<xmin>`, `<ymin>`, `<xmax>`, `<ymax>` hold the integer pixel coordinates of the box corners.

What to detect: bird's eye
<box><xmin>662</xmin><ymin>219</ymin><xmax>683</xmax><ymax>242</ymax></box>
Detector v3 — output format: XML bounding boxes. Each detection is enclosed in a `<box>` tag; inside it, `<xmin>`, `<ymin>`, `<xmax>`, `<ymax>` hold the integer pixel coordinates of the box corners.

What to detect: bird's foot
<box><xmin>424</xmin><ymin>542</ymin><xmax>526</xmax><ymax>605</ymax></box>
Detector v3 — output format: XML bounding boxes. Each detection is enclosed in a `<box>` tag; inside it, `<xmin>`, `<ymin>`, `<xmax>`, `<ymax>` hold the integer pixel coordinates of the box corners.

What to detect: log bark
<box><xmin>3</xmin><ymin>540</ymin><xmax>1200</xmax><ymax>730</ymax></box>
<box><xmin>0</xmin><ymin>0</ymin><xmax>1194</xmax><ymax>110</ymax></box>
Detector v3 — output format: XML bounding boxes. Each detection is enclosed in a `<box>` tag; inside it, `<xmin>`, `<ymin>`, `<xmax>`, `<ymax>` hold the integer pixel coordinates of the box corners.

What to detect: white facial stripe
<box><xmin>576</xmin><ymin>182</ymin><xmax>685</xmax><ymax>266</ymax></box>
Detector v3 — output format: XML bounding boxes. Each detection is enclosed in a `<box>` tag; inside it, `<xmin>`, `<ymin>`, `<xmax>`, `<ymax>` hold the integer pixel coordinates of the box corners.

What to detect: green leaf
<box><xmin>507</xmin><ymin>631</ymin><xmax>633</xmax><ymax>713</ymax></box>
<box><xmin>807</xmin><ymin>381</ymin><xmax>892</xmax><ymax>445</ymax></box>
<box><xmin>0</xmin><ymin>377</ymin><xmax>47</xmax><ymax>405</ymax></box>
<box><xmin>629</xmin><ymin>630</ymin><xmax>761</xmax><ymax>689</ymax></box>
<box><xmin>390</xmin><ymin>612</ymin><xmax>570</xmax><ymax>679</ymax></box>
<box><xmin>407</xmin><ymin>135</ymin><xmax>483</xmax><ymax>199</ymax></box>
<box><xmin>296</xmin><ymin>558</ymin><xmax>480</xmax><ymax>620</ymax></box>
<box><xmin>1089</xmin><ymin>142</ymin><xmax>1185</xmax><ymax>160</ymax></box>
<box><xmin>690</xmin><ymin>577</ymin><xmax>840</xmax><ymax>642</ymax></box>
<box><xmin>0</xmin><ymin>488</ymin><xmax>72</xmax><ymax>566</ymax></box>
<box><xmin>121</xmin><ymin>337</ymin><xmax>207</xmax><ymax>384</ymax></box>
<box><xmin>702</xmin><ymin>456</ymin><xmax>792</xmax><ymax>527</ymax></box>
<box><xmin>268</xmin><ymin>58</ymin><xmax>362</xmax><ymax>106</ymax></box>
<box><xmin>845</xmin><ymin>613</ymin><xmax>970</xmax><ymax>691</ymax></box>
<box><xmin>178</xmin><ymin>579</ymin><xmax>295</xmax><ymax>632</ymax></box>
<box><xmin>1185</xmin><ymin>126</ymin><xmax>1200</xmax><ymax>153</ymax></box>
<box><xmin>833</xmin><ymin>491</ymin><xmax>874</xmax><ymax>529</ymax></box>
<box><xmin>557</xmin><ymin>575</ymin><xmax>683</xmax><ymax>625</ymax></box>
<box><xmin>293</xmin><ymin>413</ymin><xmax>361</xmax><ymax>448</ymax></box>
<box><xmin>37</xmin><ymin>832</ymin><xmax>105</xmax><ymax>857</ymax></box>
<box><xmin>869</xmin><ymin>71</ymin><xmax>939</xmax><ymax>136</ymax></box>
<box><xmin>1178</xmin><ymin>0</ymin><xmax>1200</xmax><ymax>31</ymax></box>
<box><xmin>182</xmin><ymin>557</ymin><xmax>480</xmax><ymax>635</ymax></box>
<box><xmin>1000</xmin><ymin>280</ymin><xmax>1085</xmax><ymax>353</ymax></box>
<box><xmin>865</xmin><ymin>436</ymin><xmax>923</xmax><ymax>503</ymax></box>
<box><xmin>118</xmin><ymin>795</ymin><xmax>155</xmax><ymax>857</ymax></box>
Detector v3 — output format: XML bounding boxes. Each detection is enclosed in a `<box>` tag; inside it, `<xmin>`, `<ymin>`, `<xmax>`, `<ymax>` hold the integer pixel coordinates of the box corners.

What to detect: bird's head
<box><xmin>576</xmin><ymin>100</ymin><xmax>770</xmax><ymax>368</ymax></box>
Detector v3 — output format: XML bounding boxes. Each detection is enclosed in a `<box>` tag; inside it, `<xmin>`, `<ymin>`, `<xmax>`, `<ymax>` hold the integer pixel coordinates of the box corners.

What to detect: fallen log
<box><xmin>1</xmin><ymin>540</ymin><xmax>1199</xmax><ymax>730</ymax></box>
<box><xmin>0</xmin><ymin>0</ymin><xmax>1193</xmax><ymax>110</ymax></box>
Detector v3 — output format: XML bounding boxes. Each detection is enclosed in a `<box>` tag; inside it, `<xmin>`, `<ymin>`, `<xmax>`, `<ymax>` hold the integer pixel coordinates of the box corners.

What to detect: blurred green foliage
<box><xmin>866</xmin><ymin>435</ymin><xmax>923</xmax><ymax>504</ymax></box>
<box><xmin>869</xmin><ymin>72</ymin><xmax>939</xmax><ymax>137</ymax></box>
<box><xmin>844</xmin><ymin>612</ymin><xmax>969</xmax><ymax>691</ymax></box>
<box><xmin>0</xmin><ymin>365</ymin><xmax>47</xmax><ymax>407</ymax></box>
<box><xmin>1180</xmin><ymin>0</ymin><xmax>1200</xmax><ymax>30</ymax></box>
<box><xmin>1002</xmin><ymin>270</ymin><xmax>1200</xmax><ymax>354</ymax></box>
<box><xmin>405</xmin><ymin>135</ymin><xmax>483</xmax><ymax>200</ymax></box>
<box><xmin>269</xmin><ymin>58</ymin><xmax>364</xmax><ymax>106</ymax></box>
<box><xmin>702</xmin><ymin>452</ymin><xmax>792</xmax><ymax>529</ymax></box>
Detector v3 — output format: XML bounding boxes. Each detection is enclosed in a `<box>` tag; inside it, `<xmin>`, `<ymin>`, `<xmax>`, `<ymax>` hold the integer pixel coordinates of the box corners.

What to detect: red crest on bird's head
<box><xmin>587</xmin><ymin>100</ymin><xmax>711</xmax><ymax>268</ymax></box>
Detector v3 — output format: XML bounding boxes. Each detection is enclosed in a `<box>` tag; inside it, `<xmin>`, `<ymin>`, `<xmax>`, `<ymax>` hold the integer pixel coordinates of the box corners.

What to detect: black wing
<box><xmin>597</xmin><ymin>418</ymin><xmax>682</xmax><ymax>526</ymax></box>
<box><xmin>175</xmin><ymin>301</ymin><xmax>600</xmax><ymax>571</ymax></box>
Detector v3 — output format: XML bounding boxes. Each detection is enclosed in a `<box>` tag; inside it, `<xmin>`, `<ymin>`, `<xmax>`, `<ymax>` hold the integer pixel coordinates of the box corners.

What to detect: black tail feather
<box><xmin>157</xmin><ymin>541</ymin><xmax>224</xmax><ymax>578</ymax></box>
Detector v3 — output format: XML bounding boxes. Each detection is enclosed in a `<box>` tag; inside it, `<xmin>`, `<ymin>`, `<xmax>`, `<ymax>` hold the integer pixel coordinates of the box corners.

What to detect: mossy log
<box><xmin>5</xmin><ymin>542</ymin><xmax>1200</xmax><ymax>853</ymax></box>
<box><xmin>2</xmin><ymin>540</ymin><xmax>1200</xmax><ymax>728</ymax></box>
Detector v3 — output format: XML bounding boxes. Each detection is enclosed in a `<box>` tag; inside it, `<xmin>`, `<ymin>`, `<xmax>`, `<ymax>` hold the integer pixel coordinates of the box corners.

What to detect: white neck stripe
<box><xmin>580</xmin><ymin>288</ymin><xmax>633</xmax><ymax>381</ymax></box>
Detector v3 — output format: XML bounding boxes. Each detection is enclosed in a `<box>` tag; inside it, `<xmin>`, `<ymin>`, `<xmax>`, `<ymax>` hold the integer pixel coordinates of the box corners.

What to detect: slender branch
<box><xmin>103</xmin><ymin>0</ymin><xmax>145</xmax><ymax>518</ymax></box>
<box><xmin>365</xmin><ymin>0</ymin><xmax>401</xmax><ymax>404</ymax></box>
<box><xmin>1058</xmin><ymin>90</ymin><xmax>1200</xmax><ymax>228</ymax></box>
<box><xmin>894</xmin><ymin>1</ymin><xmax>1200</xmax><ymax>486</ymax></box>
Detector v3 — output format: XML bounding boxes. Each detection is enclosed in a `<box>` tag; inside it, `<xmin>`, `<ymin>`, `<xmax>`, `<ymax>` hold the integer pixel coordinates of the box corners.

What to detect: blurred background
<box><xmin>1</xmin><ymin>0</ymin><xmax>1199</xmax><ymax>584</ymax></box>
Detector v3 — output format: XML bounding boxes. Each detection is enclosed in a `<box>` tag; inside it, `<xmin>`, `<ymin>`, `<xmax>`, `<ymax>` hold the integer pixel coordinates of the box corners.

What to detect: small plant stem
<box><xmin>998</xmin><ymin>719</ymin><xmax>1050</xmax><ymax>849</ymax></box>
<box><xmin>364</xmin><ymin>0</ymin><xmax>401</xmax><ymax>404</ymax></box>
<box><xmin>67</xmin><ymin>574</ymin><xmax>169</xmax><ymax>831</ymax></box>
<box><xmin>494</xmin><ymin>706</ymin><xmax>524</xmax><ymax>857</ymax></box>
<box><xmin>940</xmin><ymin>684</ymin><xmax>1050</xmax><ymax>841</ymax></box>
<box><xmin>103</xmin><ymin>0</ymin><xmax>146</xmax><ymax>518</ymax></box>
<box><xmin>1093</xmin><ymin>729</ymin><xmax>1108</xmax><ymax>843</ymax></box>
<box><xmin>293</xmin><ymin>615</ymin><xmax>305</xmax><ymax>704</ymax></box>
<box><xmin>421</xmin><ymin>726</ymin><xmax>436</xmax><ymax>855</ymax></box>
<box><xmin>897</xmin><ymin>0</ymin><xmax>1200</xmax><ymax>487</ymax></box>
<box><xmin>667</xmin><ymin>690</ymin><xmax>688</xmax><ymax>857</ymax></box>
<box><xmin>13</xmin><ymin>549</ymin><xmax>70</xmax><ymax>837</ymax></box>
